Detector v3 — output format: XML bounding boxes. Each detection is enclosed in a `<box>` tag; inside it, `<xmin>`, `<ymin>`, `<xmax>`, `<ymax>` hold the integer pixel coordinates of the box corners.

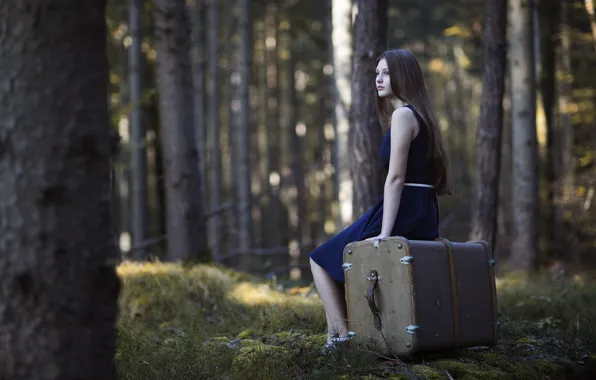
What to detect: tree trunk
<box><xmin>232</xmin><ymin>0</ymin><xmax>254</xmax><ymax>269</ymax></box>
<box><xmin>556</xmin><ymin>0</ymin><xmax>576</xmax><ymax>265</ymax></box>
<box><xmin>539</xmin><ymin>0</ymin><xmax>560</xmax><ymax>261</ymax></box>
<box><xmin>190</xmin><ymin>0</ymin><xmax>208</xmax><ymax>255</ymax></box>
<box><xmin>207</xmin><ymin>0</ymin><xmax>223</xmax><ymax>258</ymax></box>
<box><xmin>331</xmin><ymin>0</ymin><xmax>354</xmax><ymax>229</ymax></box>
<box><xmin>129</xmin><ymin>0</ymin><xmax>149</xmax><ymax>259</ymax></box>
<box><xmin>0</xmin><ymin>2</ymin><xmax>120</xmax><ymax>378</ymax></box>
<box><xmin>469</xmin><ymin>0</ymin><xmax>507</xmax><ymax>250</ymax></box>
<box><xmin>154</xmin><ymin>0</ymin><xmax>208</xmax><ymax>261</ymax></box>
<box><xmin>351</xmin><ymin>0</ymin><xmax>388</xmax><ymax>216</ymax></box>
<box><xmin>508</xmin><ymin>0</ymin><xmax>540</xmax><ymax>271</ymax></box>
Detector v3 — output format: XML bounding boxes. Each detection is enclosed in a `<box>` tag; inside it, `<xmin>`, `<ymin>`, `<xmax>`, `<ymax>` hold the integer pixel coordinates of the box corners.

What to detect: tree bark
<box><xmin>351</xmin><ymin>0</ymin><xmax>388</xmax><ymax>216</ymax></box>
<box><xmin>331</xmin><ymin>0</ymin><xmax>354</xmax><ymax>229</ymax></box>
<box><xmin>207</xmin><ymin>0</ymin><xmax>223</xmax><ymax>258</ymax></box>
<box><xmin>0</xmin><ymin>2</ymin><xmax>120</xmax><ymax>378</ymax></box>
<box><xmin>469</xmin><ymin>0</ymin><xmax>507</xmax><ymax>250</ymax></box>
<box><xmin>154</xmin><ymin>0</ymin><xmax>208</xmax><ymax>261</ymax></box>
<box><xmin>508</xmin><ymin>0</ymin><xmax>540</xmax><ymax>271</ymax></box>
<box><xmin>190</xmin><ymin>0</ymin><xmax>208</xmax><ymax>255</ymax></box>
<box><xmin>233</xmin><ymin>0</ymin><xmax>254</xmax><ymax>268</ymax></box>
<box><xmin>128</xmin><ymin>0</ymin><xmax>149</xmax><ymax>259</ymax></box>
<box><xmin>539</xmin><ymin>0</ymin><xmax>560</xmax><ymax>261</ymax></box>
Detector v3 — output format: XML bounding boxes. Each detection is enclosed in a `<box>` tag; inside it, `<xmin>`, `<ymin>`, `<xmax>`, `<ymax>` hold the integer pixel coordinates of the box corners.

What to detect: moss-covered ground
<box><xmin>116</xmin><ymin>262</ymin><xmax>596</xmax><ymax>379</ymax></box>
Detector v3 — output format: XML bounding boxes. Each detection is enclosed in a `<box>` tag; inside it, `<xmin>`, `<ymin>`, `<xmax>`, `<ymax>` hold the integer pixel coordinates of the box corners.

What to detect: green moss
<box><xmin>116</xmin><ymin>262</ymin><xmax>596</xmax><ymax>380</ymax></box>
<box><xmin>237</xmin><ymin>328</ymin><xmax>258</xmax><ymax>339</ymax></box>
<box><xmin>432</xmin><ymin>359</ymin><xmax>509</xmax><ymax>380</ymax></box>
<box><xmin>515</xmin><ymin>337</ymin><xmax>536</xmax><ymax>345</ymax></box>
<box><xmin>231</xmin><ymin>339</ymin><xmax>294</xmax><ymax>377</ymax></box>
<box><xmin>410</xmin><ymin>364</ymin><xmax>446</xmax><ymax>379</ymax></box>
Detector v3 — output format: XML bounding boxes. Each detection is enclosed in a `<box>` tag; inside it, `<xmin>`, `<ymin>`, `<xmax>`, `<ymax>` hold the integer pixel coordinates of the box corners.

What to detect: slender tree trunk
<box><xmin>584</xmin><ymin>0</ymin><xmax>596</xmax><ymax>51</ymax></box>
<box><xmin>556</xmin><ymin>0</ymin><xmax>576</xmax><ymax>265</ymax></box>
<box><xmin>539</xmin><ymin>0</ymin><xmax>560</xmax><ymax>261</ymax></box>
<box><xmin>351</xmin><ymin>0</ymin><xmax>388</xmax><ymax>216</ymax></box>
<box><xmin>190</xmin><ymin>0</ymin><xmax>208</xmax><ymax>253</ymax></box>
<box><xmin>0</xmin><ymin>2</ymin><xmax>120</xmax><ymax>378</ymax></box>
<box><xmin>154</xmin><ymin>0</ymin><xmax>208</xmax><ymax>261</ymax></box>
<box><xmin>207</xmin><ymin>0</ymin><xmax>223</xmax><ymax>258</ymax></box>
<box><xmin>233</xmin><ymin>0</ymin><xmax>254</xmax><ymax>269</ymax></box>
<box><xmin>129</xmin><ymin>0</ymin><xmax>149</xmax><ymax>259</ymax></box>
<box><xmin>469</xmin><ymin>0</ymin><xmax>507</xmax><ymax>250</ymax></box>
<box><xmin>331</xmin><ymin>0</ymin><xmax>354</xmax><ymax>229</ymax></box>
<box><xmin>508</xmin><ymin>0</ymin><xmax>540</xmax><ymax>271</ymax></box>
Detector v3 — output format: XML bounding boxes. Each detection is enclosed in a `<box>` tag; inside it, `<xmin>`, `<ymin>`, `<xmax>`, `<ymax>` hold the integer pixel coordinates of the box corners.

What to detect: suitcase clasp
<box><xmin>405</xmin><ymin>325</ymin><xmax>419</xmax><ymax>334</ymax></box>
<box><xmin>342</xmin><ymin>263</ymin><xmax>352</xmax><ymax>272</ymax></box>
<box><xmin>400</xmin><ymin>256</ymin><xmax>414</xmax><ymax>264</ymax></box>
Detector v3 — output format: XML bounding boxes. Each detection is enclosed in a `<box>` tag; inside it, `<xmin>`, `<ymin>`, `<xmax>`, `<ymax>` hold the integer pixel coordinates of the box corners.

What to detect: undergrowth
<box><xmin>116</xmin><ymin>262</ymin><xmax>596</xmax><ymax>380</ymax></box>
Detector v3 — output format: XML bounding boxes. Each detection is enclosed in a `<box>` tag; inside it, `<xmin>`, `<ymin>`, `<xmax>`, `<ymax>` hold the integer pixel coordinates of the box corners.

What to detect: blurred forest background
<box><xmin>108</xmin><ymin>0</ymin><xmax>596</xmax><ymax>281</ymax></box>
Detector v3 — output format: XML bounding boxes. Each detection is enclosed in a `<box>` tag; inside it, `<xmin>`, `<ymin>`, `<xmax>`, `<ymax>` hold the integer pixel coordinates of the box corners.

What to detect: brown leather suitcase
<box><xmin>342</xmin><ymin>236</ymin><xmax>498</xmax><ymax>356</ymax></box>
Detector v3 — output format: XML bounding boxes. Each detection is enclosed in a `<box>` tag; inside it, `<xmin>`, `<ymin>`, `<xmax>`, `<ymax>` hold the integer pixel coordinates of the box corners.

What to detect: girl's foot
<box><xmin>321</xmin><ymin>331</ymin><xmax>356</xmax><ymax>355</ymax></box>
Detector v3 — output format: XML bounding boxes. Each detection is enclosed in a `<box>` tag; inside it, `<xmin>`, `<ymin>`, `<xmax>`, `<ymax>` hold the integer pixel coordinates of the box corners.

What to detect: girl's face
<box><xmin>375</xmin><ymin>58</ymin><xmax>394</xmax><ymax>98</ymax></box>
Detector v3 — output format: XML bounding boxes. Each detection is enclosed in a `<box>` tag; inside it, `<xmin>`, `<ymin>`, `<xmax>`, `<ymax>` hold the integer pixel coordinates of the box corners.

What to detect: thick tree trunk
<box><xmin>154</xmin><ymin>0</ymin><xmax>208</xmax><ymax>261</ymax></box>
<box><xmin>129</xmin><ymin>0</ymin><xmax>149</xmax><ymax>259</ymax></box>
<box><xmin>351</xmin><ymin>0</ymin><xmax>388</xmax><ymax>216</ymax></box>
<box><xmin>469</xmin><ymin>0</ymin><xmax>507</xmax><ymax>250</ymax></box>
<box><xmin>508</xmin><ymin>0</ymin><xmax>540</xmax><ymax>271</ymax></box>
<box><xmin>331</xmin><ymin>0</ymin><xmax>354</xmax><ymax>229</ymax></box>
<box><xmin>0</xmin><ymin>2</ymin><xmax>120</xmax><ymax>378</ymax></box>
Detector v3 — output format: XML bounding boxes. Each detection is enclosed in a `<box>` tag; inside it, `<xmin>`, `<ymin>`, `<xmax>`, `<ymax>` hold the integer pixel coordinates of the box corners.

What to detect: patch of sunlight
<box><xmin>324</xmin><ymin>220</ymin><xmax>336</xmax><ymax>235</ymax></box>
<box><xmin>118</xmin><ymin>117</ymin><xmax>130</xmax><ymax>142</ymax></box>
<box><xmin>269</xmin><ymin>172</ymin><xmax>280</xmax><ymax>187</ymax></box>
<box><xmin>427</xmin><ymin>58</ymin><xmax>453</xmax><ymax>76</ymax></box>
<box><xmin>147</xmin><ymin>48</ymin><xmax>157</xmax><ymax>61</ymax></box>
<box><xmin>119</xmin><ymin>232</ymin><xmax>131</xmax><ymax>253</ymax></box>
<box><xmin>324</xmin><ymin>122</ymin><xmax>335</xmax><ymax>140</ymax></box>
<box><xmin>536</xmin><ymin>95</ymin><xmax>547</xmax><ymax>150</ymax></box>
<box><xmin>443</xmin><ymin>24</ymin><xmax>472</xmax><ymax>39</ymax></box>
<box><xmin>227</xmin><ymin>282</ymin><xmax>318</xmax><ymax>306</ymax></box>
<box><xmin>110</xmin><ymin>72</ymin><xmax>120</xmax><ymax>85</ymax></box>
<box><xmin>266</xmin><ymin>36</ymin><xmax>276</xmax><ymax>50</ymax></box>
<box><xmin>123</xmin><ymin>36</ymin><xmax>132</xmax><ymax>48</ymax></box>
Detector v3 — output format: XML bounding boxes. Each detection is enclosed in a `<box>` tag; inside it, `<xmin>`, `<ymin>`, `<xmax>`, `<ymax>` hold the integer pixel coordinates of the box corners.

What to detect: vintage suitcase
<box><xmin>342</xmin><ymin>236</ymin><xmax>498</xmax><ymax>356</ymax></box>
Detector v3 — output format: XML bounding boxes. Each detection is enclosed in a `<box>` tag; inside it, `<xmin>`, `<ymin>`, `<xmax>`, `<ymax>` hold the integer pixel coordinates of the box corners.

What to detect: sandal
<box><xmin>321</xmin><ymin>331</ymin><xmax>356</xmax><ymax>355</ymax></box>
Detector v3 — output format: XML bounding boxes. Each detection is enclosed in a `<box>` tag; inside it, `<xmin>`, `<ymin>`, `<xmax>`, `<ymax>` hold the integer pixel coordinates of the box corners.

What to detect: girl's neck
<box><xmin>390</xmin><ymin>97</ymin><xmax>405</xmax><ymax>109</ymax></box>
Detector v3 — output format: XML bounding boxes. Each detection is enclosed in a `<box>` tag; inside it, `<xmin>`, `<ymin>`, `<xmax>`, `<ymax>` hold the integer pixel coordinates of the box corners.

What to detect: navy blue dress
<box><xmin>309</xmin><ymin>104</ymin><xmax>440</xmax><ymax>283</ymax></box>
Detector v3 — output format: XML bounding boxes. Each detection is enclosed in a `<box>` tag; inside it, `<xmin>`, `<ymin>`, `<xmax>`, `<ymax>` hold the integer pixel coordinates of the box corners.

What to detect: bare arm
<box><xmin>378</xmin><ymin>107</ymin><xmax>417</xmax><ymax>237</ymax></box>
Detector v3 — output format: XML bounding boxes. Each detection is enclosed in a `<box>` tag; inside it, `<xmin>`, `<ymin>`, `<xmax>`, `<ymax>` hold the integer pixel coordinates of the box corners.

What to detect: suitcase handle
<box><xmin>367</xmin><ymin>270</ymin><xmax>382</xmax><ymax>330</ymax></box>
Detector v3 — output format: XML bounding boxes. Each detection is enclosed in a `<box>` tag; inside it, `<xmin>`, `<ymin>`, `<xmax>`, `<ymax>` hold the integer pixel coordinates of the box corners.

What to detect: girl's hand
<box><xmin>364</xmin><ymin>234</ymin><xmax>390</xmax><ymax>242</ymax></box>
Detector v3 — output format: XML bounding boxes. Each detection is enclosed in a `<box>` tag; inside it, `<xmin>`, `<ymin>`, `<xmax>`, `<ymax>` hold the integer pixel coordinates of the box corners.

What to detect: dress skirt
<box><xmin>309</xmin><ymin>185</ymin><xmax>440</xmax><ymax>283</ymax></box>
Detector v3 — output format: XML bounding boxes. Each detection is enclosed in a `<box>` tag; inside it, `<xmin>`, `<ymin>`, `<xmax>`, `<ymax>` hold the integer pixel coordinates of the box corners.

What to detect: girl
<box><xmin>309</xmin><ymin>48</ymin><xmax>453</xmax><ymax>354</ymax></box>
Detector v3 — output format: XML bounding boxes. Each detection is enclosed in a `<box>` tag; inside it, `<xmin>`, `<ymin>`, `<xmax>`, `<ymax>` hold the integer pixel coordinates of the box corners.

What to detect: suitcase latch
<box><xmin>405</xmin><ymin>325</ymin><xmax>419</xmax><ymax>334</ymax></box>
<box><xmin>342</xmin><ymin>263</ymin><xmax>352</xmax><ymax>272</ymax></box>
<box><xmin>400</xmin><ymin>256</ymin><xmax>414</xmax><ymax>264</ymax></box>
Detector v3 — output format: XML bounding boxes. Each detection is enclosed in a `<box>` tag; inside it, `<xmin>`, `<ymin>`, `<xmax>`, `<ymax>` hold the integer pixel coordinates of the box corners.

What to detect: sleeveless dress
<box><xmin>309</xmin><ymin>104</ymin><xmax>440</xmax><ymax>283</ymax></box>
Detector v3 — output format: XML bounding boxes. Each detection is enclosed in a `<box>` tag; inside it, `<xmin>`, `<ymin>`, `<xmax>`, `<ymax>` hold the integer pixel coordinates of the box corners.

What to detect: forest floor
<box><xmin>115</xmin><ymin>261</ymin><xmax>596</xmax><ymax>380</ymax></box>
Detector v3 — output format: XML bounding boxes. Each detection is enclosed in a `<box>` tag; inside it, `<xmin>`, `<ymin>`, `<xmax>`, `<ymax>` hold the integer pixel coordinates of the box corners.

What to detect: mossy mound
<box><xmin>116</xmin><ymin>261</ymin><xmax>596</xmax><ymax>379</ymax></box>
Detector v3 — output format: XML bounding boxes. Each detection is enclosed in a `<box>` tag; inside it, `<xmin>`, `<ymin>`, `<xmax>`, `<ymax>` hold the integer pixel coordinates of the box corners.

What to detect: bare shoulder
<box><xmin>390</xmin><ymin>106</ymin><xmax>418</xmax><ymax>138</ymax></box>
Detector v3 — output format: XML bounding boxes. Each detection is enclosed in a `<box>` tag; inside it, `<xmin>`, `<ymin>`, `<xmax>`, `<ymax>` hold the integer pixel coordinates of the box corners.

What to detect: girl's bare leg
<box><xmin>310</xmin><ymin>258</ymin><xmax>349</xmax><ymax>343</ymax></box>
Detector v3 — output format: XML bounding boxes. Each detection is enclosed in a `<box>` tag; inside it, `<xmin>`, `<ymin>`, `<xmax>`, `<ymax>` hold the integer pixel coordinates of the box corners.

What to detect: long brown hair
<box><xmin>375</xmin><ymin>49</ymin><xmax>453</xmax><ymax>196</ymax></box>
